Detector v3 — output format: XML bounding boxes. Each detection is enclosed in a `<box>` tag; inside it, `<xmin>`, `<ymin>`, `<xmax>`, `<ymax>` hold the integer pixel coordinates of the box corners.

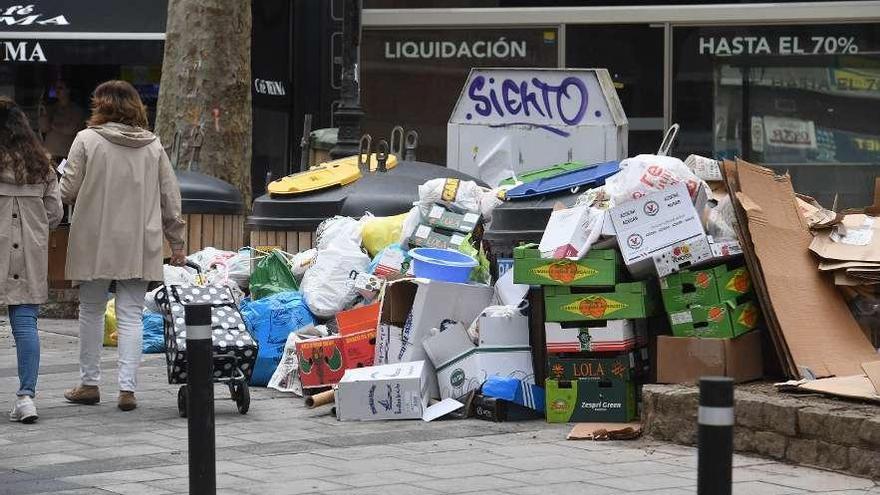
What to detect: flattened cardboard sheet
<box><xmin>728</xmin><ymin>160</ymin><xmax>877</xmax><ymax>378</ymax></box>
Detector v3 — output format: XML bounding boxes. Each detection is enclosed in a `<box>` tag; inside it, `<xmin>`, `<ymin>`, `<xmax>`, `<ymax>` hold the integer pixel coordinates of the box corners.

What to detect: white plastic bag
<box><xmin>418</xmin><ymin>178</ymin><xmax>487</xmax><ymax>214</ymax></box>
<box><xmin>187</xmin><ymin>247</ymin><xmax>235</xmax><ymax>272</ymax></box>
<box><xmin>315</xmin><ymin>216</ymin><xmax>363</xmax><ymax>250</ymax></box>
<box><xmin>604</xmin><ymin>154</ymin><xmax>706</xmax><ymax>206</ymax></box>
<box><xmin>291</xmin><ymin>248</ymin><xmax>318</xmax><ymax>279</ymax></box>
<box><xmin>301</xmin><ymin>243</ymin><xmax>371</xmax><ymax>318</ymax></box>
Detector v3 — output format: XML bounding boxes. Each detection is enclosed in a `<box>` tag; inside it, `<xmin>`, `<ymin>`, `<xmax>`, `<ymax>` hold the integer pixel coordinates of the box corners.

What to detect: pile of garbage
<box><xmin>130</xmin><ymin>142</ymin><xmax>880</xmax><ymax>426</ymax></box>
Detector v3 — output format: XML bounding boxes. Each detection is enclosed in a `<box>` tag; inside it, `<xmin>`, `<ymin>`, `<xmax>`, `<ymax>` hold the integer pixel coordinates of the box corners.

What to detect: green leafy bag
<box><xmin>250</xmin><ymin>250</ymin><xmax>299</xmax><ymax>300</ymax></box>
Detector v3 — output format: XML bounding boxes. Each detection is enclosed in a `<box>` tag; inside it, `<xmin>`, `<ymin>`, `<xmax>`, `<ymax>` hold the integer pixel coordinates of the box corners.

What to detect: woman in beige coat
<box><xmin>0</xmin><ymin>97</ymin><xmax>64</xmax><ymax>423</ymax></box>
<box><xmin>60</xmin><ymin>81</ymin><xmax>186</xmax><ymax>411</ymax></box>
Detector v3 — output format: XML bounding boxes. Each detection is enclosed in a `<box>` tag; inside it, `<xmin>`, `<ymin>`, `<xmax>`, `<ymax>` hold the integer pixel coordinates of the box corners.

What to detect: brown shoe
<box><xmin>64</xmin><ymin>385</ymin><xmax>100</xmax><ymax>405</ymax></box>
<box><xmin>118</xmin><ymin>391</ymin><xmax>137</xmax><ymax>411</ymax></box>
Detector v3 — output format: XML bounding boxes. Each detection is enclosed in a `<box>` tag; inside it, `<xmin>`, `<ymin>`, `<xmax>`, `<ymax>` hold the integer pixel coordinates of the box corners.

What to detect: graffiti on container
<box><xmin>465</xmin><ymin>74</ymin><xmax>593</xmax><ymax>137</ymax></box>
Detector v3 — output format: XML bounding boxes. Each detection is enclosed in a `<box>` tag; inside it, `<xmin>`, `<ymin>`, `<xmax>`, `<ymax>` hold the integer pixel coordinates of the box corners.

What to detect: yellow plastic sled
<box><xmin>267</xmin><ymin>153</ymin><xmax>398</xmax><ymax>196</ymax></box>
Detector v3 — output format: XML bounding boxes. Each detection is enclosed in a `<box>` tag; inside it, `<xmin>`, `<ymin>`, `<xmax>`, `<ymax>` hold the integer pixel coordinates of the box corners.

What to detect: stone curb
<box><xmin>642</xmin><ymin>384</ymin><xmax>880</xmax><ymax>479</ymax></box>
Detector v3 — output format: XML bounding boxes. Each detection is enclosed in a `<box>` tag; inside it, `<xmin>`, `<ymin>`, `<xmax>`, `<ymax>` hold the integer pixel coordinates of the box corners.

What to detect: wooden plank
<box><xmin>202</xmin><ymin>215</ymin><xmax>215</xmax><ymax>248</ymax></box>
<box><xmin>189</xmin><ymin>214</ymin><xmax>203</xmax><ymax>253</ymax></box>
<box><xmin>213</xmin><ymin>215</ymin><xmax>225</xmax><ymax>250</ymax></box>
<box><xmin>298</xmin><ymin>231</ymin><xmax>312</xmax><ymax>251</ymax></box>
<box><xmin>238</xmin><ymin>215</ymin><xmax>245</xmax><ymax>249</ymax></box>
<box><xmin>286</xmin><ymin>232</ymin><xmax>299</xmax><ymax>254</ymax></box>
<box><xmin>224</xmin><ymin>215</ymin><xmax>235</xmax><ymax>250</ymax></box>
<box><xmin>266</xmin><ymin>230</ymin><xmax>277</xmax><ymax>248</ymax></box>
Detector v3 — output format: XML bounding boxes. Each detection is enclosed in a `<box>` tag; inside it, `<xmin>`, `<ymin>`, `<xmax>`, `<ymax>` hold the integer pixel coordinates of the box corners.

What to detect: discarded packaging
<box><xmin>655</xmin><ymin>331</ymin><xmax>763</xmax><ymax>384</ymax></box>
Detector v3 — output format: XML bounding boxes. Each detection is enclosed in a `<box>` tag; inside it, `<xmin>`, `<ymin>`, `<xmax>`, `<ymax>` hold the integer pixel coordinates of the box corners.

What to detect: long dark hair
<box><xmin>0</xmin><ymin>97</ymin><xmax>53</xmax><ymax>185</ymax></box>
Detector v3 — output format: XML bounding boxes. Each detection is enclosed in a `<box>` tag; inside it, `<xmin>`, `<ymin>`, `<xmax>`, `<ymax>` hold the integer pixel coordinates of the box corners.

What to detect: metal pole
<box><xmin>185</xmin><ymin>304</ymin><xmax>216</xmax><ymax>495</ymax></box>
<box><xmin>698</xmin><ymin>376</ymin><xmax>734</xmax><ymax>495</ymax></box>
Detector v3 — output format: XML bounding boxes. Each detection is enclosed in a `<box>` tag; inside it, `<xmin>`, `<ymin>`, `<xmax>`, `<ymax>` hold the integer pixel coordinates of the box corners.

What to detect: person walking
<box><xmin>0</xmin><ymin>97</ymin><xmax>64</xmax><ymax>423</ymax></box>
<box><xmin>60</xmin><ymin>80</ymin><xmax>186</xmax><ymax>411</ymax></box>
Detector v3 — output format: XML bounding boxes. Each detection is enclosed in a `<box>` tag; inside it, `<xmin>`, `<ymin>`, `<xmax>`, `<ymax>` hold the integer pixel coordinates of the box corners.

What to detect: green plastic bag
<box><xmin>250</xmin><ymin>250</ymin><xmax>299</xmax><ymax>300</ymax></box>
<box><xmin>458</xmin><ymin>235</ymin><xmax>491</xmax><ymax>285</ymax></box>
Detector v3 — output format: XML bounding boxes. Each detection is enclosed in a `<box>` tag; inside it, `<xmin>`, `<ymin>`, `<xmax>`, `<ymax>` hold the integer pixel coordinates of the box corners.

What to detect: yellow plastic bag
<box><xmin>362</xmin><ymin>213</ymin><xmax>407</xmax><ymax>257</ymax></box>
<box><xmin>103</xmin><ymin>298</ymin><xmax>118</xmax><ymax>347</ymax></box>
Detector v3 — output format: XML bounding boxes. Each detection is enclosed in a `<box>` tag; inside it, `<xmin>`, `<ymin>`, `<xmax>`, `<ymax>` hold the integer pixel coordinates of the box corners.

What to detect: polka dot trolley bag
<box><xmin>155</xmin><ymin>284</ymin><xmax>259</xmax><ymax>385</ymax></box>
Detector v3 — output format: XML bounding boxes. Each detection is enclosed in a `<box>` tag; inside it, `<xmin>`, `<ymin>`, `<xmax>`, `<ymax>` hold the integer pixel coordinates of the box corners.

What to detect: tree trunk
<box><xmin>155</xmin><ymin>0</ymin><xmax>253</xmax><ymax>207</ymax></box>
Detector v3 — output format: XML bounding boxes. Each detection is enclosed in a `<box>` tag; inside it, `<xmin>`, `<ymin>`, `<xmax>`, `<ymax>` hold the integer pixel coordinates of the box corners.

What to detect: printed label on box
<box><xmin>562</xmin><ymin>296</ymin><xmax>628</xmax><ymax>319</ymax></box>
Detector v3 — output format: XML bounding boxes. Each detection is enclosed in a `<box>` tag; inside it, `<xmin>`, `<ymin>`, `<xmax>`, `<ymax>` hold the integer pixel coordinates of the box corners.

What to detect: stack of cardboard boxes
<box><xmin>513</xmin><ymin>244</ymin><xmax>658</xmax><ymax>423</ymax></box>
<box><xmin>656</xmin><ymin>263</ymin><xmax>764</xmax><ymax>383</ymax></box>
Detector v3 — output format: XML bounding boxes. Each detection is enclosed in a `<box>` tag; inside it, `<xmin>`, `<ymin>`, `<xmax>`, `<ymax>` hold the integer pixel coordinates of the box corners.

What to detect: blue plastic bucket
<box><xmin>409</xmin><ymin>248</ymin><xmax>478</xmax><ymax>283</ymax></box>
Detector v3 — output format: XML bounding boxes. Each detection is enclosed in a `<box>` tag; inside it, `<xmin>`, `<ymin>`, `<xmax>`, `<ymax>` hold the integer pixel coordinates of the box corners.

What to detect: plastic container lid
<box><xmin>176</xmin><ymin>170</ymin><xmax>243</xmax><ymax>215</ymax></box>
<box><xmin>247</xmin><ymin>161</ymin><xmax>483</xmax><ymax>231</ymax></box>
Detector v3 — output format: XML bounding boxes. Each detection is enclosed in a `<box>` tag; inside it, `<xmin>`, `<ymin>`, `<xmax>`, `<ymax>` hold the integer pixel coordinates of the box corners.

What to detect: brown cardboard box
<box><xmin>655</xmin><ymin>331</ymin><xmax>763</xmax><ymax>384</ymax></box>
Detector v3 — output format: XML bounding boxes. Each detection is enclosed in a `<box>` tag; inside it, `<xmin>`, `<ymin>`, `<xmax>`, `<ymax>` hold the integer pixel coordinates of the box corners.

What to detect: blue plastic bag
<box><xmin>482</xmin><ymin>376</ymin><xmax>545</xmax><ymax>412</ymax></box>
<box><xmin>142</xmin><ymin>312</ymin><xmax>165</xmax><ymax>354</ymax></box>
<box><xmin>240</xmin><ymin>291</ymin><xmax>315</xmax><ymax>386</ymax></box>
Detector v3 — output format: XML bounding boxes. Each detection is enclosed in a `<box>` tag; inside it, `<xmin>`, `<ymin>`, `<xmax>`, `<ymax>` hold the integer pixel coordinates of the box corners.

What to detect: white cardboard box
<box><xmin>423</xmin><ymin>320</ymin><xmax>534</xmax><ymax>400</ymax></box>
<box><xmin>375</xmin><ymin>279</ymin><xmax>495</xmax><ymax>398</ymax></box>
<box><xmin>477</xmin><ymin>309</ymin><xmax>530</xmax><ymax>347</ymax></box>
<box><xmin>545</xmin><ymin>320</ymin><xmax>644</xmax><ymax>354</ymax></box>
<box><xmin>610</xmin><ymin>182</ymin><xmax>710</xmax><ymax>279</ymax></box>
<box><xmin>335</xmin><ymin>361</ymin><xmax>430</xmax><ymax>421</ymax></box>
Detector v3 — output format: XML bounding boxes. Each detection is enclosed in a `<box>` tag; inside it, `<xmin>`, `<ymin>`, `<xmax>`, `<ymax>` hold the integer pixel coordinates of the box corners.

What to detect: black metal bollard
<box><xmin>698</xmin><ymin>376</ymin><xmax>734</xmax><ymax>495</ymax></box>
<box><xmin>185</xmin><ymin>304</ymin><xmax>216</xmax><ymax>495</ymax></box>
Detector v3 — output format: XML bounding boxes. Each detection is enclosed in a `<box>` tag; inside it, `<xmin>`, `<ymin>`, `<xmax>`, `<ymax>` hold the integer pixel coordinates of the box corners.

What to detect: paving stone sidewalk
<box><xmin>0</xmin><ymin>319</ymin><xmax>878</xmax><ymax>495</ymax></box>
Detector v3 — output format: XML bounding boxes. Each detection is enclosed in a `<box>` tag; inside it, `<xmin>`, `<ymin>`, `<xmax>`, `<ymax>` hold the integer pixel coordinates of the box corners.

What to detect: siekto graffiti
<box><xmin>465</xmin><ymin>74</ymin><xmax>596</xmax><ymax>137</ymax></box>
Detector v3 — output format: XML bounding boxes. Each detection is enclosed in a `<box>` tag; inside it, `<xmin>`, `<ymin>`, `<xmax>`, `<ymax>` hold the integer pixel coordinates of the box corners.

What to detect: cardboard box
<box><xmin>661</xmin><ymin>264</ymin><xmax>752</xmax><ymax>313</ymax></box>
<box><xmin>538</xmin><ymin>205</ymin><xmax>605</xmax><ymax>259</ymax></box>
<box><xmin>423</xmin><ymin>320</ymin><xmax>534</xmax><ymax>400</ymax></box>
<box><xmin>337</xmin><ymin>303</ymin><xmax>381</xmax><ymax>335</ymax></box>
<box><xmin>295</xmin><ymin>336</ymin><xmax>344</xmax><ymax>389</ymax></box>
<box><xmin>295</xmin><ymin>329</ymin><xmax>377</xmax><ymax>389</ymax></box>
<box><xmin>335</xmin><ymin>361</ymin><xmax>429</xmax><ymax>421</ymax></box>
<box><xmin>425</xmin><ymin>204</ymin><xmax>480</xmax><ymax>234</ymax></box>
<box><xmin>545</xmin><ymin>378</ymin><xmax>637</xmax><ymax>423</ymax></box>
<box><xmin>410</xmin><ymin>224</ymin><xmax>466</xmax><ymax>250</ymax></box>
<box><xmin>473</xmin><ymin>395</ymin><xmax>541</xmax><ymax>422</ymax></box>
<box><xmin>477</xmin><ymin>308</ymin><xmax>530</xmax><ymax>347</ymax></box>
<box><xmin>513</xmin><ymin>243</ymin><xmax>619</xmax><ymax>287</ymax></box>
<box><xmin>650</xmin><ymin>236</ymin><xmax>714</xmax><ymax>279</ymax></box>
<box><xmin>543</xmin><ymin>282</ymin><xmax>658</xmax><ymax>322</ymax></box>
<box><xmin>546</xmin><ymin>353</ymin><xmax>637</xmax><ymax>382</ymax></box>
<box><xmin>341</xmin><ymin>329</ymin><xmax>377</xmax><ymax>370</ymax></box>
<box><xmin>545</xmin><ymin>320</ymin><xmax>641</xmax><ymax>354</ymax></box>
<box><xmin>372</xmin><ymin>248</ymin><xmax>413</xmax><ymax>280</ymax></box>
<box><xmin>375</xmin><ymin>279</ymin><xmax>495</xmax><ymax>365</ymax></box>
<box><xmin>375</xmin><ymin>279</ymin><xmax>495</xmax><ymax>397</ymax></box>
<box><xmin>655</xmin><ymin>331</ymin><xmax>764</xmax><ymax>384</ymax></box>
<box><xmin>610</xmin><ymin>183</ymin><xmax>710</xmax><ymax>279</ymax></box>
<box><xmin>669</xmin><ymin>300</ymin><xmax>760</xmax><ymax>339</ymax></box>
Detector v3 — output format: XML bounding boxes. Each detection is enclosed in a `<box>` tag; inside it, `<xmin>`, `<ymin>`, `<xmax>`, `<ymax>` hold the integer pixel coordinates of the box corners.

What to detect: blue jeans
<box><xmin>8</xmin><ymin>305</ymin><xmax>39</xmax><ymax>397</ymax></box>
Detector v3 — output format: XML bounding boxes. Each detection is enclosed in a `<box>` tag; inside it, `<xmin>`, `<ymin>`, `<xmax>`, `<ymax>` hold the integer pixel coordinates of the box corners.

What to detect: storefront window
<box><xmin>566</xmin><ymin>24</ymin><xmax>664</xmax><ymax>155</ymax></box>
<box><xmin>673</xmin><ymin>23</ymin><xmax>880</xmax><ymax>206</ymax></box>
<box><xmin>361</xmin><ymin>27</ymin><xmax>559</xmax><ymax>165</ymax></box>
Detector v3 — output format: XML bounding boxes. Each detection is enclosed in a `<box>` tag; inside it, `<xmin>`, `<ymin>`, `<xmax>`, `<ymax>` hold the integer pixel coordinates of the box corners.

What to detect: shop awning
<box><xmin>0</xmin><ymin>0</ymin><xmax>167</xmax><ymax>40</ymax></box>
